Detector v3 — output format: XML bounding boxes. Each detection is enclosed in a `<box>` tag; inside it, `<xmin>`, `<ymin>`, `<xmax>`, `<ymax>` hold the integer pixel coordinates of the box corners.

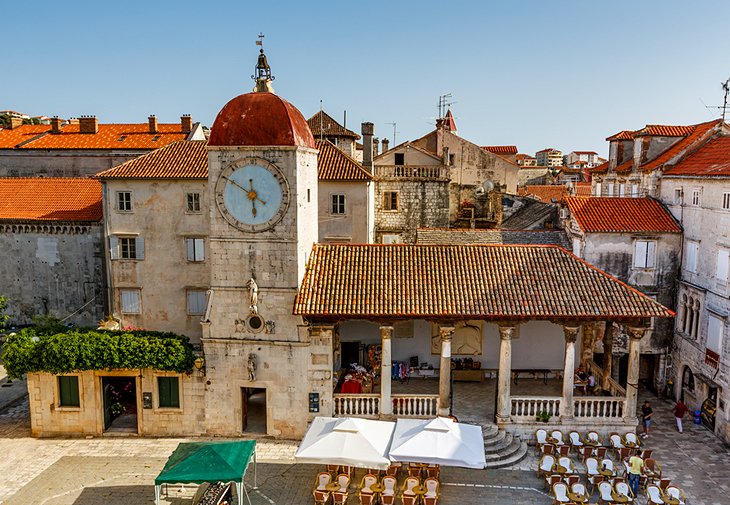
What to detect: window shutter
<box><xmin>195</xmin><ymin>239</ymin><xmax>205</xmax><ymax>261</ymax></box>
<box><xmin>595</xmin><ymin>183</ymin><xmax>602</xmax><ymax>196</ymax></box>
<box><xmin>135</xmin><ymin>237</ymin><xmax>145</xmax><ymax>260</ymax></box>
<box><xmin>59</xmin><ymin>376</ymin><xmax>79</xmax><ymax>407</ymax></box>
<box><xmin>109</xmin><ymin>236</ymin><xmax>119</xmax><ymax>260</ymax></box>
<box><xmin>707</xmin><ymin>315</ymin><xmax>723</xmax><ymax>354</ymax></box>
<box><xmin>718</xmin><ymin>250</ymin><xmax>729</xmax><ymax>281</ymax></box>
<box><xmin>158</xmin><ymin>378</ymin><xmax>170</xmax><ymax>407</ymax></box>
<box><xmin>634</xmin><ymin>241</ymin><xmax>647</xmax><ymax>268</ymax></box>
<box><xmin>186</xmin><ymin>238</ymin><xmax>194</xmax><ymax>260</ymax></box>
<box><xmin>646</xmin><ymin>241</ymin><xmax>656</xmax><ymax>268</ymax></box>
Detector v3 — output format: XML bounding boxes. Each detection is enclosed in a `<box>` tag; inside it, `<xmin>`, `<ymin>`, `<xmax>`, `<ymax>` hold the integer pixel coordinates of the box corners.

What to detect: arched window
<box><xmin>682</xmin><ymin>366</ymin><xmax>695</xmax><ymax>392</ymax></box>
<box><xmin>679</xmin><ymin>294</ymin><xmax>688</xmax><ymax>332</ymax></box>
<box><xmin>693</xmin><ymin>300</ymin><xmax>701</xmax><ymax>339</ymax></box>
<box><xmin>686</xmin><ymin>297</ymin><xmax>695</xmax><ymax>335</ymax></box>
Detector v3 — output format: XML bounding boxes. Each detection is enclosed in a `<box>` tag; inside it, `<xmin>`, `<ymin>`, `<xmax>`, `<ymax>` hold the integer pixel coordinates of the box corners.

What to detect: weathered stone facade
<box><xmin>0</xmin><ymin>222</ymin><xmax>105</xmax><ymax>327</ymax></box>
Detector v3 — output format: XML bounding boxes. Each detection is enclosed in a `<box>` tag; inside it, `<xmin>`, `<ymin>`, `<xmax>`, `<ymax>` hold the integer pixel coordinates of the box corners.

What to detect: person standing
<box><xmin>673</xmin><ymin>400</ymin><xmax>689</xmax><ymax>433</ymax></box>
<box><xmin>627</xmin><ymin>453</ymin><xmax>644</xmax><ymax>497</ymax></box>
<box><xmin>641</xmin><ymin>400</ymin><xmax>653</xmax><ymax>437</ymax></box>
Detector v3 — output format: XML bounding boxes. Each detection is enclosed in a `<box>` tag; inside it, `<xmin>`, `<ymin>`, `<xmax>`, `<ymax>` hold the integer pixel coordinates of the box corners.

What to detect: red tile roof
<box><xmin>574</xmin><ymin>182</ymin><xmax>592</xmax><ymax>197</ymax></box>
<box><xmin>634</xmin><ymin>125</ymin><xmax>695</xmax><ymax>137</ymax></box>
<box><xmin>482</xmin><ymin>145</ymin><xmax>518</xmax><ymax>155</ymax></box>
<box><xmin>664</xmin><ymin>135</ymin><xmax>730</xmax><ymax>177</ymax></box>
<box><xmin>17</xmin><ymin>123</ymin><xmax>189</xmax><ymax>150</ymax></box>
<box><xmin>516</xmin><ymin>153</ymin><xmax>535</xmax><ymax>161</ymax></box>
<box><xmin>294</xmin><ymin>244</ymin><xmax>673</xmax><ymax>320</ymax></box>
<box><xmin>517</xmin><ymin>185</ymin><xmax>568</xmax><ymax>202</ymax></box>
<box><xmin>308</xmin><ymin>111</ymin><xmax>360</xmax><ymax>139</ymax></box>
<box><xmin>95</xmin><ymin>140</ymin><xmax>208</xmax><ymax>179</ymax></box>
<box><xmin>0</xmin><ymin>178</ymin><xmax>102</xmax><ymax>221</ymax></box>
<box><xmin>316</xmin><ymin>140</ymin><xmax>372</xmax><ymax>181</ymax></box>
<box><xmin>0</xmin><ymin>125</ymin><xmax>51</xmax><ymax>148</ymax></box>
<box><xmin>640</xmin><ymin>119</ymin><xmax>720</xmax><ymax>172</ymax></box>
<box><xmin>566</xmin><ymin>197</ymin><xmax>680</xmax><ymax>233</ymax></box>
<box><xmin>606</xmin><ymin>130</ymin><xmax>635</xmax><ymax>141</ymax></box>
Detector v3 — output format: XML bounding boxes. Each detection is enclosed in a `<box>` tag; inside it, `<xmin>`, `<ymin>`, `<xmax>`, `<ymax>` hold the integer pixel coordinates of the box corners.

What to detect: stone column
<box><xmin>438</xmin><ymin>326</ymin><xmax>455</xmax><ymax>417</ymax></box>
<box><xmin>380</xmin><ymin>326</ymin><xmax>394</xmax><ymax>415</ymax></box>
<box><xmin>580</xmin><ymin>322</ymin><xmax>596</xmax><ymax>367</ymax></box>
<box><xmin>624</xmin><ymin>326</ymin><xmax>645</xmax><ymax>420</ymax></box>
<box><xmin>560</xmin><ymin>325</ymin><xmax>580</xmax><ymax>420</ymax></box>
<box><xmin>601</xmin><ymin>322</ymin><xmax>614</xmax><ymax>391</ymax></box>
<box><xmin>496</xmin><ymin>323</ymin><xmax>517</xmax><ymax>424</ymax></box>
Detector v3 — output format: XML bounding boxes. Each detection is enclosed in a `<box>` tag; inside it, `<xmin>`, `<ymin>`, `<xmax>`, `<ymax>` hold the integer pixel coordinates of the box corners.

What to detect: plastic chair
<box><xmin>423</xmin><ymin>477</ymin><xmax>439</xmax><ymax>505</ymax></box>
<box><xmin>598</xmin><ymin>480</ymin><xmax>615</xmax><ymax>504</ymax></box>
<box><xmin>646</xmin><ymin>484</ymin><xmax>664</xmax><ymax>504</ymax></box>
<box><xmin>538</xmin><ymin>454</ymin><xmax>556</xmax><ymax>478</ymax></box>
<box><xmin>552</xmin><ymin>482</ymin><xmax>572</xmax><ymax>504</ymax></box>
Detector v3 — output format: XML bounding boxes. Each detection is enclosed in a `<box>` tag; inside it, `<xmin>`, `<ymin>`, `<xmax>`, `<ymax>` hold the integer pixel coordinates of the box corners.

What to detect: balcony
<box><xmin>374</xmin><ymin>165</ymin><xmax>450</xmax><ymax>181</ymax></box>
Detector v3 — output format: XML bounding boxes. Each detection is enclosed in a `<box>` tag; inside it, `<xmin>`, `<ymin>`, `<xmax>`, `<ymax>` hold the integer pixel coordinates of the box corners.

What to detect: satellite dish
<box><xmin>475</xmin><ymin>187</ymin><xmax>485</xmax><ymax>195</ymax></box>
<box><xmin>482</xmin><ymin>180</ymin><xmax>495</xmax><ymax>192</ymax></box>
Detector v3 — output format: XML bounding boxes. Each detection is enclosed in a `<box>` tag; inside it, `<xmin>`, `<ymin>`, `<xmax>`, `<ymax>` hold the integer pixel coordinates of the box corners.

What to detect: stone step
<box><xmin>484</xmin><ymin>439</ymin><xmax>529</xmax><ymax>469</ymax></box>
<box><xmin>481</xmin><ymin>423</ymin><xmax>499</xmax><ymax>439</ymax></box>
<box><xmin>485</xmin><ymin>435</ymin><xmax>522</xmax><ymax>461</ymax></box>
<box><xmin>484</xmin><ymin>432</ymin><xmax>512</xmax><ymax>453</ymax></box>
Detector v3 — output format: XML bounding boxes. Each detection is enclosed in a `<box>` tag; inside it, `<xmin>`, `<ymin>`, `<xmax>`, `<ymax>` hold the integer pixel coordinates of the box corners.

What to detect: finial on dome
<box><xmin>252</xmin><ymin>33</ymin><xmax>275</xmax><ymax>93</ymax></box>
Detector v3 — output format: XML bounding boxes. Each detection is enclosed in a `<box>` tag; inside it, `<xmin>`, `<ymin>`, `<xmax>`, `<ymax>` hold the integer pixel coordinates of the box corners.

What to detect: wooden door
<box><xmin>241</xmin><ymin>388</ymin><xmax>248</xmax><ymax>432</ymax></box>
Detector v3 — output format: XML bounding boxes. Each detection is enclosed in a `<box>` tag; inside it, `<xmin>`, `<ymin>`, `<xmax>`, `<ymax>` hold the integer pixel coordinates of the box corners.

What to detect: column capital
<box><xmin>439</xmin><ymin>326</ymin><xmax>455</xmax><ymax>341</ymax></box>
<box><xmin>563</xmin><ymin>325</ymin><xmax>580</xmax><ymax>343</ymax></box>
<box><xmin>498</xmin><ymin>322</ymin><xmax>519</xmax><ymax>340</ymax></box>
<box><xmin>379</xmin><ymin>325</ymin><xmax>394</xmax><ymax>340</ymax></box>
<box><xmin>626</xmin><ymin>326</ymin><xmax>647</xmax><ymax>341</ymax></box>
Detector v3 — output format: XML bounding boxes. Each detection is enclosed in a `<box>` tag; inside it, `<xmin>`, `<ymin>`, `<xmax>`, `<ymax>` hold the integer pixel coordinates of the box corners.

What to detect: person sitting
<box><xmin>587</xmin><ymin>373</ymin><xmax>596</xmax><ymax>394</ymax></box>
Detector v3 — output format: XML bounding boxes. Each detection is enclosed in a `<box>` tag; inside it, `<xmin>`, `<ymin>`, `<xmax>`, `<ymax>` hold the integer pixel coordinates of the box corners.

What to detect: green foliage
<box><xmin>536</xmin><ymin>410</ymin><xmax>551</xmax><ymax>423</ymax></box>
<box><xmin>1</xmin><ymin>328</ymin><xmax>195</xmax><ymax>379</ymax></box>
<box><xmin>0</xmin><ymin>296</ymin><xmax>8</xmax><ymax>330</ymax></box>
<box><xmin>30</xmin><ymin>314</ymin><xmax>66</xmax><ymax>335</ymax></box>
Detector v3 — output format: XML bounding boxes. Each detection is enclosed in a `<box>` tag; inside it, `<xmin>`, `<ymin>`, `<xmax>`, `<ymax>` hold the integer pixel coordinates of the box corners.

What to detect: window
<box><xmin>691</xmin><ymin>189</ymin><xmax>700</xmax><ymax>207</ymax></box>
<box><xmin>619</xmin><ymin>184</ymin><xmax>626</xmax><ymax>197</ymax></box>
<box><xmin>110</xmin><ymin>236</ymin><xmax>144</xmax><ymax>260</ymax></box>
<box><xmin>594</xmin><ymin>182</ymin><xmax>602</xmax><ymax>197</ymax></box>
<box><xmin>157</xmin><ymin>377</ymin><xmax>180</xmax><ymax>408</ymax></box>
<box><xmin>723</xmin><ymin>192</ymin><xmax>730</xmax><ymax>210</ymax></box>
<box><xmin>116</xmin><ymin>191</ymin><xmax>132</xmax><ymax>212</ymax></box>
<box><xmin>383</xmin><ymin>191</ymin><xmax>399</xmax><ymax>211</ymax></box>
<box><xmin>674</xmin><ymin>188</ymin><xmax>683</xmax><ymax>205</ymax></box>
<box><xmin>717</xmin><ymin>249</ymin><xmax>729</xmax><ymax>282</ymax></box>
<box><xmin>120</xmin><ymin>289</ymin><xmax>141</xmax><ymax>314</ymax></box>
<box><xmin>186</xmin><ymin>238</ymin><xmax>205</xmax><ymax>262</ymax></box>
<box><xmin>633</xmin><ymin>240</ymin><xmax>656</xmax><ymax>268</ymax></box>
<box><xmin>187</xmin><ymin>290</ymin><xmax>207</xmax><ymax>315</ymax></box>
<box><xmin>707</xmin><ymin>314</ymin><xmax>724</xmax><ymax>355</ymax></box>
<box><xmin>331</xmin><ymin>194</ymin><xmax>346</xmax><ymax>214</ymax></box>
<box><xmin>186</xmin><ymin>193</ymin><xmax>201</xmax><ymax>213</ymax></box>
<box><xmin>58</xmin><ymin>376</ymin><xmax>80</xmax><ymax>407</ymax></box>
<box><xmin>686</xmin><ymin>241</ymin><xmax>699</xmax><ymax>273</ymax></box>
<box><xmin>394</xmin><ymin>153</ymin><xmax>405</xmax><ymax>166</ymax></box>
<box><xmin>630</xmin><ymin>184</ymin><xmax>639</xmax><ymax>198</ymax></box>
<box><xmin>382</xmin><ymin>234</ymin><xmax>402</xmax><ymax>244</ymax></box>
<box><xmin>607</xmin><ymin>183</ymin><xmax>615</xmax><ymax>196</ymax></box>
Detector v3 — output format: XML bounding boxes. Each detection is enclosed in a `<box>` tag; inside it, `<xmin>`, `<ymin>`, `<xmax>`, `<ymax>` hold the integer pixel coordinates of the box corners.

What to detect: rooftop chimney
<box><xmin>79</xmin><ymin>115</ymin><xmax>98</xmax><ymax>134</ymax></box>
<box><xmin>382</xmin><ymin>138</ymin><xmax>389</xmax><ymax>153</ymax></box>
<box><xmin>373</xmin><ymin>137</ymin><xmax>379</xmax><ymax>158</ymax></box>
<box><xmin>181</xmin><ymin>114</ymin><xmax>192</xmax><ymax>134</ymax></box>
<box><xmin>148</xmin><ymin>115</ymin><xmax>158</xmax><ymax>134</ymax></box>
<box><xmin>362</xmin><ymin>122</ymin><xmax>374</xmax><ymax>171</ymax></box>
<box><xmin>50</xmin><ymin>116</ymin><xmax>62</xmax><ymax>134</ymax></box>
<box><xmin>9</xmin><ymin>117</ymin><xmax>23</xmax><ymax>129</ymax></box>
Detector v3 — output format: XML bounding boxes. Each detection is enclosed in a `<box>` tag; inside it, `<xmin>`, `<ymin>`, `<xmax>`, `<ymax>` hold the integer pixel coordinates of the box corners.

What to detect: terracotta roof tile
<box><xmin>566</xmin><ymin>196</ymin><xmax>680</xmax><ymax>233</ymax></box>
<box><xmin>517</xmin><ymin>185</ymin><xmax>568</xmax><ymax>202</ymax></box>
<box><xmin>482</xmin><ymin>145</ymin><xmax>518</xmax><ymax>155</ymax></box>
<box><xmin>294</xmin><ymin>244</ymin><xmax>673</xmax><ymax>320</ymax></box>
<box><xmin>0</xmin><ymin>125</ymin><xmax>51</xmax><ymax>148</ymax></box>
<box><xmin>640</xmin><ymin>119</ymin><xmax>721</xmax><ymax>172</ymax></box>
<box><xmin>308</xmin><ymin>111</ymin><xmax>360</xmax><ymax>139</ymax></box>
<box><xmin>416</xmin><ymin>228</ymin><xmax>570</xmax><ymax>249</ymax></box>
<box><xmin>664</xmin><ymin>135</ymin><xmax>730</xmax><ymax>177</ymax></box>
<box><xmin>20</xmin><ymin>123</ymin><xmax>189</xmax><ymax>150</ymax></box>
<box><xmin>606</xmin><ymin>130</ymin><xmax>636</xmax><ymax>141</ymax></box>
<box><xmin>574</xmin><ymin>182</ymin><xmax>592</xmax><ymax>197</ymax></box>
<box><xmin>316</xmin><ymin>140</ymin><xmax>372</xmax><ymax>181</ymax></box>
<box><xmin>0</xmin><ymin>178</ymin><xmax>102</xmax><ymax>221</ymax></box>
<box><xmin>634</xmin><ymin>125</ymin><xmax>695</xmax><ymax>137</ymax></box>
<box><xmin>95</xmin><ymin>140</ymin><xmax>208</xmax><ymax>179</ymax></box>
<box><xmin>589</xmin><ymin>161</ymin><xmax>609</xmax><ymax>173</ymax></box>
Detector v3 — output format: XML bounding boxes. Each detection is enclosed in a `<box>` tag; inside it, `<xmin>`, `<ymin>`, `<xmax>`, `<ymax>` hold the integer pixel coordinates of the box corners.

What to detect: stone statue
<box><xmin>247</xmin><ymin>353</ymin><xmax>257</xmax><ymax>382</ymax></box>
<box><xmin>246</xmin><ymin>278</ymin><xmax>258</xmax><ymax>314</ymax></box>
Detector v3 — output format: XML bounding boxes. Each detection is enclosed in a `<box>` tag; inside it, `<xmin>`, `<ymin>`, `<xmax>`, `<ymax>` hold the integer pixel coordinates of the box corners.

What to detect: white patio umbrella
<box><xmin>295</xmin><ymin>417</ymin><xmax>396</xmax><ymax>470</ymax></box>
<box><xmin>389</xmin><ymin>417</ymin><xmax>486</xmax><ymax>469</ymax></box>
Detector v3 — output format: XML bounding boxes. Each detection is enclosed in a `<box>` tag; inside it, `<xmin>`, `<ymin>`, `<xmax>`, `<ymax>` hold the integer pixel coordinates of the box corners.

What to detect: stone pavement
<box><xmin>0</xmin><ymin>388</ymin><xmax>728</xmax><ymax>504</ymax></box>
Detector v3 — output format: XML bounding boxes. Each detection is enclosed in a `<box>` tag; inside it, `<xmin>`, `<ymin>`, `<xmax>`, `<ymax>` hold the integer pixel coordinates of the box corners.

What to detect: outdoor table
<box><xmin>411</xmin><ymin>485</ymin><xmax>427</xmax><ymax>496</ymax></box>
<box><xmin>568</xmin><ymin>491</ymin><xmax>588</xmax><ymax>503</ymax></box>
<box><xmin>370</xmin><ymin>483</ymin><xmax>385</xmax><ymax>494</ymax></box>
<box><xmin>599</xmin><ymin>468</ymin><xmax>614</xmax><ymax>477</ymax></box>
<box><xmin>548</xmin><ymin>437</ymin><xmax>560</xmax><ymax>445</ymax></box>
<box><xmin>662</xmin><ymin>495</ymin><xmax>680</xmax><ymax>505</ymax></box>
<box><xmin>612</xmin><ymin>491</ymin><xmax>630</xmax><ymax>504</ymax></box>
<box><xmin>325</xmin><ymin>482</ymin><xmax>342</xmax><ymax>493</ymax></box>
<box><xmin>625</xmin><ymin>441</ymin><xmax>639</xmax><ymax>449</ymax></box>
<box><xmin>554</xmin><ymin>465</ymin><xmax>568</xmax><ymax>474</ymax></box>
<box><xmin>585</xmin><ymin>439</ymin><xmax>600</xmax><ymax>446</ymax></box>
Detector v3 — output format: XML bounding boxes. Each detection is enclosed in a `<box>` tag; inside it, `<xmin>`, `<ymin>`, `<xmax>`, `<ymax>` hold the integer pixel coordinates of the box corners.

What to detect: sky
<box><xmin>3</xmin><ymin>0</ymin><xmax>730</xmax><ymax>157</ymax></box>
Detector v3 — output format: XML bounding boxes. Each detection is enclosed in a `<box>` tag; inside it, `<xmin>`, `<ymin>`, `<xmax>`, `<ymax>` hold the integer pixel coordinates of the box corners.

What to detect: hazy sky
<box><xmin>3</xmin><ymin>0</ymin><xmax>729</xmax><ymax>156</ymax></box>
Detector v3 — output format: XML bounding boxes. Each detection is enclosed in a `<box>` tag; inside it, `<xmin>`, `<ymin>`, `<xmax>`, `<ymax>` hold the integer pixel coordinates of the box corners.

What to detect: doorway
<box><xmin>101</xmin><ymin>376</ymin><xmax>138</xmax><ymax>432</ymax></box>
<box><xmin>341</xmin><ymin>341</ymin><xmax>360</xmax><ymax>368</ymax></box>
<box><xmin>242</xmin><ymin>387</ymin><xmax>267</xmax><ymax>434</ymax></box>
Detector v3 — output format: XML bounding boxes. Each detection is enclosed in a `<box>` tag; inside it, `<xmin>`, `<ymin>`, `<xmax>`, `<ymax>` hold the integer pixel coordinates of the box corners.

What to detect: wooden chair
<box><xmin>589</xmin><ymin>474</ymin><xmax>606</xmax><ymax>495</ymax></box>
<box><xmin>600</xmin><ymin>458</ymin><xmax>616</xmax><ymax>477</ymax></box>
<box><xmin>332</xmin><ymin>491</ymin><xmax>348</xmax><ymax>505</ymax></box>
<box><xmin>550</xmin><ymin>430</ymin><xmax>566</xmax><ymax>446</ymax></box>
<box><xmin>423</xmin><ymin>477</ymin><xmax>439</xmax><ymax>505</ymax></box>
<box><xmin>644</xmin><ymin>458</ymin><xmax>662</xmax><ymax>481</ymax></box>
<box><xmin>380</xmin><ymin>476</ymin><xmax>397</xmax><ymax>505</ymax></box>
<box><xmin>556</xmin><ymin>445</ymin><xmax>570</xmax><ymax>457</ymax></box>
<box><xmin>578</xmin><ymin>445</ymin><xmax>593</xmax><ymax>462</ymax></box>
<box><xmin>540</xmin><ymin>443</ymin><xmax>556</xmax><ymax>456</ymax></box>
<box><xmin>358</xmin><ymin>491</ymin><xmax>374</xmax><ymax>505</ymax></box>
<box><xmin>586</xmin><ymin>430</ymin><xmax>602</xmax><ymax>446</ymax></box>
<box><xmin>594</xmin><ymin>446</ymin><xmax>608</xmax><ymax>459</ymax></box>
<box><xmin>597</xmin><ymin>481</ymin><xmax>616</xmax><ymax>505</ymax></box>
<box><xmin>425</xmin><ymin>464</ymin><xmax>440</xmax><ymax>479</ymax></box>
<box><xmin>386</xmin><ymin>463</ymin><xmax>401</xmax><ymax>477</ymax></box>
<box><xmin>617</xmin><ymin>447</ymin><xmax>633</xmax><ymax>461</ymax></box>
<box><xmin>407</xmin><ymin>463</ymin><xmax>422</xmax><ymax>478</ymax></box>
<box><xmin>545</xmin><ymin>474</ymin><xmax>562</xmax><ymax>492</ymax></box>
<box><xmin>645</xmin><ymin>484</ymin><xmax>664</xmax><ymax>504</ymax></box>
<box><xmin>656</xmin><ymin>478</ymin><xmax>671</xmax><ymax>493</ymax></box>
<box><xmin>551</xmin><ymin>482</ymin><xmax>572</xmax><ymax>504</ymax></box>
<box><xmin>568</xmin><ymin>431</ymin><xmax>584</xmax><ymax>451</ymax></box>
<box><xmin>623</xmin><ymin>432</ymin><xmax>641</xmax><ymax>447</ymax></box>
<box><xmin>313</xmin><ymin>490</ymin><xmax>331</xmax><ymax>505</ymax></box>
<box><xmin>538</xmin><ymin>454</ymin><xmax>556</xmax><ymax>478</ymax></box>
<box><xmin>557</xmin><ymin>456</ymin><xmax>576</xmax><ymax>474</ymax></box>
<box><xmin>401</xmin><ymin>495</ymin><xmax>417</xmax><ymax>505</ymax></box>
<box><xmin>327</xmin><ymin>465</ymin><xmax>340</xmax><ymax>475</ymax></box>
<box><xmin>335</xmin><ymin>474</ymin><xmax>350</xmax><ymax>493</ymax></box>
<box><xmin>565</xmin><ymin>475</ymin><xmax>580</xmax><ymax>487</ymax></box>
<box><xmin>609</xmin><ymin>432</ymin><xmax>625</xmax><ymax>454</ymax></box>
<box><xmin>402</xmin><ymin>476</ymin><xmax>420</xmax><ymax>498</ymax></box>
<box><xmin>570</xmin><ymin>482</ymin><xmax>589</xmax><ymax>503</ymax></box>
<box><xmin>638</xmin><ymin>449</ymin><xmax>653</xmax><ymax>460</ymax></box>
<box><xmin>314</xmin><ymin>471</ymin><xmax>332</xmax><ymax>502</ymax></box>
<box><xmin>536</xmin><ymin>428</ymin><xmax>549</xmax><ymax>453</ymax></box>
<box><xmin>665</xmin><ymin>485</ymin><xmax>687</xmax><ymax>505</ymax></box>
<box><xmin>614</xmin><ymin>481</ymin><xmax>634</xmax><ymax>503</ymax></box>
<box><xmin>360</xmin><ymin>474</ymin><xmax>378</xmax><ymax>494</ymax></box>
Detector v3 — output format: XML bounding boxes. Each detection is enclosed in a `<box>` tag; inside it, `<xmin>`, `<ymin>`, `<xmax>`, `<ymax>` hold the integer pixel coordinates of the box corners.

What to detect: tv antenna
<box><xmin>705</xmin><ymin>77</ymin><xmax>730</xmax><ymax>123</ymax></box>
<box><xmin>385</xmin><ymin>122</ymin><xmax>398</xmax><ymax>145</ymax></box>
<box><xmin>438</xmin><ymin>93</ymin><xmax>453</xmax><ymax>119</ymax></box>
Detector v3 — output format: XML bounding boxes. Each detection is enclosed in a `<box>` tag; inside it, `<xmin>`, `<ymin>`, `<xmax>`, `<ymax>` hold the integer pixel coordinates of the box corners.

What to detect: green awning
<box><xmin>155</xmin><ymin>440</ymin><xmax>256</xmax><ymax>485</ymax></box>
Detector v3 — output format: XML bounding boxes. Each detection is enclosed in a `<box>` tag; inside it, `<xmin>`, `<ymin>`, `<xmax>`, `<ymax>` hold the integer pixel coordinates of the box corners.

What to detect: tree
<box><xmin>0</xmin><ymin>296</ymin><xmax>8</xmax><ymax>331</ymax></box>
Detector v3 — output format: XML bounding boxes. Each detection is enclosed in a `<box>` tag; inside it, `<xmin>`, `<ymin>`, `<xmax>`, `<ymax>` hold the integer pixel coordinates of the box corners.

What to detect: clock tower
<box><xmin>202</xmin><ymin>47</ymin><xmax>331</xmax><ymax>437</ymax></box>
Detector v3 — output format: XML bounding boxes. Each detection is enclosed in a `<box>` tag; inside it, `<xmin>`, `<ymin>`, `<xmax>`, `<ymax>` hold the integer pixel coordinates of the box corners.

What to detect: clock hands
<box><xmin>223</xmin><ymin>176</ymin><xmax>267</xmax><ymax>218</ymax></box>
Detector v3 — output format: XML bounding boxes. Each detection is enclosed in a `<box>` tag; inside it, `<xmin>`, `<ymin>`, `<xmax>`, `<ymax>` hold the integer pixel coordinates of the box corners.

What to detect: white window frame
<box><xmin>186</xmin><ymin>192</ymin><xmax>201</xmax><ymax>213</ymax></box>
<box><xmin>607</xmin><ymin>182</ymin><xmax>615</xmax><ymax>196</ymax></box>
<box><xmin>691</xmin><ymin>188</ymin><xmax>700</xmax><ymax>207</ymax></box>
<box><xmin>674</xmin><ymin>188</ymin><xmax>683</xmax><ymax>205</ymax></box>
<box><xmin>116</xmin><ymin>191</ymin><xmax>132</xmax><ymax>212</ymax></box>
<box><xmin>707</xmin><ymin>314</ymin><xmax>724</xmax><ymax>355</ymax></box>
<box><xmin>109</xmin><ymin>236</ymin><xmax>144</xmax><ymax>260</ymax></box>
<box><xmin>186</xmin><ymin>289</ymin><xmax>208</xmax><ymax>315</ymax></box>
<box><xmin>331</xmin><ymin>194</ymin><xmax>346</xmax><ymax>215</ymax></box>
<box><xmin>717</xmin><ymin>249</ymin><xmax>729</xmax><ymax>282</ymax></box>
<box><xmin>185</xmin><ymin>237</ymin><xmax>205</xmax><ymax>262</ymax></box>
<box><xmin>120</xmin><ymin>288</ymin><xmax>141</xmax><ymax>314</ymax></box>
<box><xmin>633</xmin><ymin>239</ymin><xmax>656</xmax><ymax>269</ymax></box>
<box><xmin>630</xmin><ymin>184</ymin><xmax>639</xmax><ymax>198</ymax></box>
<box><xmin>686</xmin><ymin>241</ymin><xmax>699</xmax><ymax>273</ymax></box>
<box><xmin>619</xmin><ymin>184</ymin><xmax>626</xmax><ymax>197</ymax></box>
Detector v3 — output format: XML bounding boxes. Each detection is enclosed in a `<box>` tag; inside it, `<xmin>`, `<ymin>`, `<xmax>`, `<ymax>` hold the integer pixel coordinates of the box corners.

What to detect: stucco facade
<box><xmin>318</xmin><ymin>180</ymin><xmax>374</xmax><ymax>243</ymax></box>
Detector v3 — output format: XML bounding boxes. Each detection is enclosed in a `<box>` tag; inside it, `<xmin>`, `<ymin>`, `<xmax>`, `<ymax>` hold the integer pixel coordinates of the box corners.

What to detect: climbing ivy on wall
<box><xmin>1</xmin><ymin>328</ymin><xmax>195</xmax><ymax>379</ymax></box>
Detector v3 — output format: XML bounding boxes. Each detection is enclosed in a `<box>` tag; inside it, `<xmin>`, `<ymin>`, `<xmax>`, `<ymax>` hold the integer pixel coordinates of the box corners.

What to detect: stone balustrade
<box><xmin>333</xmin><ymin>394</ymin><xmax>380</xmax><ymax>418</ymax></box>
<box><xmin>392</xmin><ymin>394</ymin><xmax>439</xmax><ymax>417</ymax></box>
<box><xmin>573</xmin><ymin>397</ymin><xmax>625</xmax><ymax>419</ymax></box>
<box><xmin>333</xmin><ymin>393</ymin><xmax>439</xmax><ymax>419</ymax></box>
<box><xmin>511</xmin><ymin>396</ymin><xmax>562</xmax><ymax>421</ymax></box>
<box><xmin>374</xmin><ymin>165</ymin><xmax>450</xmax><ymax>180</ymax></box>
<box><xmin>586</xmin><ymin>359</ymin><xmax>626</xmax><ymax>396</ymax></box>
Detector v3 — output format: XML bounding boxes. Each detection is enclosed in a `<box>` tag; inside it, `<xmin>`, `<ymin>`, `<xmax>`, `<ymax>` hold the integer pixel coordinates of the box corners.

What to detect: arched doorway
<box><xmin>681</xmin><ymin>366</ymin><xmax>695</xmax><ymax>404</ymax></box>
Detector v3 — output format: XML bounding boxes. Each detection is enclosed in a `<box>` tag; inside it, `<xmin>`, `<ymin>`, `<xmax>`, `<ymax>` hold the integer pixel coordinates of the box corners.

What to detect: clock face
<box><xmin>215</xmin><ymin>158</ymin><xmax>290</xmax><ymax>232</ymax></box>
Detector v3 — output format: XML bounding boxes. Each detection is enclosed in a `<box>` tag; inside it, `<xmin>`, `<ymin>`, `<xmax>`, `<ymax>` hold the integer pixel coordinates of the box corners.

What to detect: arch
<box><xmin>679</xmin><ymin>294</ymin><xmax>688</xmax><ymax>332</ymax></box>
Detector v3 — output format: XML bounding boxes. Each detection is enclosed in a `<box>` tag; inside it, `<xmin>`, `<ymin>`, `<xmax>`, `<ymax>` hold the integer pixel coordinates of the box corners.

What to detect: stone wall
<box><xmin>0</xmin><ymin>222</ymin><xmax>105</xmax><ymax>327</ymax></box>
<box><xmin>0</xmin><ymin>150</ymin><xmax>149</xmax><ymax>178</ymax></box>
